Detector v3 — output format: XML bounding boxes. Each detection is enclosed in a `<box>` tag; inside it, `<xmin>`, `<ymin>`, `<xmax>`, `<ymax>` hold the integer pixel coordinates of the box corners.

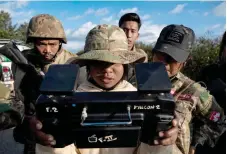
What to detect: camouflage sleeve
<box><xmin>191</xmin><ymin>83</ymin><xmax>226</xmax><ymax>147</ymax></box>
<box><xmin>0</xmin><ymin>93</ymin><xmax>24</xmax><ymax>131</ymax></box>
<box><xmin>137</xmin><ymin>49</ymin><xmax>148</xmax><ymax>62</ymax></box>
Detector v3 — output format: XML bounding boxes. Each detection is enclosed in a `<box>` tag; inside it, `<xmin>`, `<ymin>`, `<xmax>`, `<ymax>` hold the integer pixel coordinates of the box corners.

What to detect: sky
<box><xmin>0</xmin><ymin>0</ymin><xmax>226</xmax><ymax>53</ymax></box>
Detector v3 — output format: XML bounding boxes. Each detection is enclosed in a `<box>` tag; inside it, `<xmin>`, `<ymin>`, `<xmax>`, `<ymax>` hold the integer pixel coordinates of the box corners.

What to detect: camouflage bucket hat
<box><xmin>69</xmin><ymin>24</ymin><xmax>145</xmax><ymax>65</ymax></box>
<box><xmin>26</xmin><ymin>14</ymin><xmax>67</xmax><ymax>44</ymax></box>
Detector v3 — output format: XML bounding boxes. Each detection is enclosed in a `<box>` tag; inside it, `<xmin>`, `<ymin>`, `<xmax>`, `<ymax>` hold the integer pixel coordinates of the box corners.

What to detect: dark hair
<box><xmin>118</xmin><ymin>13</ymin><xmax>142</xmax><ymax>30</ymax></box>
<box><xmin>219</xmin><ymin>31</ymin><xmax>226</xmax><ymax>61</ymax></box>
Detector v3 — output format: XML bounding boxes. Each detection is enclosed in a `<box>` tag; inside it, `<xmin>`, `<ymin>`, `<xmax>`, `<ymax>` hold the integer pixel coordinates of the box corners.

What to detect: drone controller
<box><xmin>35</xmin><ymin>62</ymin><xmax>175</xmax><ymax>148</ymax></box>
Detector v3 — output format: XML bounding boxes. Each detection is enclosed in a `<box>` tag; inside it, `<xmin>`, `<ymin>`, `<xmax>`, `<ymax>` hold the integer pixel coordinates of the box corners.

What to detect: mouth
<box><xmin>128</xmin><ymin>39</ymin><xmax>132</xmax><ymax>44</ymax></box>
<box><xmin>100</xmin><ymin>77</ymin><xmax>113</xmax><ymax>84</ymax></box>
<box><xmin>44</xmin><ymin>54</ymin><xmax>54</xmax><ymax>59</ymax></box>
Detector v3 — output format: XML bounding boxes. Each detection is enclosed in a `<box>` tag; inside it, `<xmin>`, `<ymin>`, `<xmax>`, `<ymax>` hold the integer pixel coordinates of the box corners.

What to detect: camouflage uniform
<box><xmin>131</xmin><ymin>45</ymin><xmax>148</xmax><ymax>62</ymax></box>
<box><xmin>36</xmin><ymin>24</ymin><xmax>147</xmax><ymax>154</ymax></box>
<box><xmin>12</xmin><ymin>14</ymin><xmax>77</xmax><ymax>154</ymax></box>
<box><xmin>170</xmin><ymin>72</ymin><xmax>225</xmax><ymax>154</ymax></box>
<box><xmin>126</xmin><ymin>46</ymin><xmax>148</xmax><ymax>83</ymax></box>
<box><xmin>0</xmin><ymin>81</ymin><xmax>24</xmax><ymax>130</ymax></box>
<box><xmin>193</xmin><ymin>32</ymin><xmax>226</xmax><ymax>154</ymax></box>
<box><xmin>137</xmin><ymin>71</ymin><xmax>226</xmax><ymax>154</ymax></box>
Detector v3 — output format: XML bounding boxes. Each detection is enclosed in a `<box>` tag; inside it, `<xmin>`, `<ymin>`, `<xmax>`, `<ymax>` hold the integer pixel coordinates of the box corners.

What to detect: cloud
<box><xmin>213</xmin><ymin>2</ymin><xmax>226</xmax><ymax>17</ymax></box>
<box><xmin>141</xmin><ymin>14</ymin><xmax>151</xmax><ymax>20</ymax></box>
<box><xmin>118</xmin><ymin>7</ymin><xmax>138</xmax><ymax>17</ymax></box>
<box><xmin>205</xmin><ymin>24</ymin><xmax>221</xmax><ymax>31</ymax></box>
<box><xmin>85</xmin><ymin>8</ymin><xmax>95</xmax><ymax>15</ymax></box>
<box><xmin>139</xmin><ymin>21</ymin><xmax>166</xmax><ymax>44</ymax></box>
<box><xmin>71</xmin><ymin>22</ymin><xmax>97</xmax><ymax>38</ymax></box>
<box><xmin>204</xmin><ymin>12</ymin><xmax>209</xmax><ymax>16</ymax></box>
<box><xmin>60</xmin><ymin>11</ymin><xmax>68</xmax><ymax>17</ymax></box>
<box><xmin>84</xmin><ymin>8</ymin><xmax>109</xmax><ymax>16</ymax></box>
<box><xmin>95</xmin><ymin>8</ymin><xmax>109</xmax><ymax>16</ymax></box>
<box><xmin>14</xmin><ymin>10</ymin><xmax>34</xmax><ymax>18</ymax></box>
<box><xmin>67</xmin><ymin>15</ymin><xmax>82</xmax><ymax>20</ymax></box>
<box><xmin>102</xmin><ymin>16</ymin><xmax>113</xmax><ymax>22</ymax></box>
<box><xmin>0</xmin><ymin>1</ymin><xmax>35</xmax><ymax>25</ymax></box>
<box><xmin>210</xmin><ymin>24</ymin><xmax>221</xmax><ymax>29</ymax></box>
<box><xmin>67</xmin><ymin>8</ymin><xmax>109</xmax><ymax>22</ymax></box>
<box><xmin>16</xmin><ymin>18</ymin><xmax>30</xmax><ymax>25</ymax></box>
<box><xmin>101</xmin><ymin>16</ymin><xmax>118</xmax><ymax>25</ymax></box>
<box><xmin>169</xmin><ymin>3</ymin><xmax>187</xmax><ymax>14</ymax></box>
<box><xmin>64</xmin><ymin>21</ymin><xmax>98</xmax><ymax>51</ymax></box>
<box><xmin>0</xmin><ymin>1</ymin><xmax>29</xmax><ymax>10</ymax></box>
<box><xmin>65</xmin><ymin>29</ymin><xmax>73</xmax><ymax>36</ymax></box>
<box><xmin>64</xmin><ymin>19</ymin><xmax>167</xmax><ymax>51</ymax></box>
<box><xmin>64</xmin><ymin>22</ymin><xmax>97</xmax><ymax>51</ymax></box>
<box><xmin>188</xmin><ymin>10</ymin><xmax>199</xmax><ymax>15</ymax></box>
<box><xmin>63</xmin><ymin>41</ymin><xmax>85</xmax><ymax>52</ymax></box>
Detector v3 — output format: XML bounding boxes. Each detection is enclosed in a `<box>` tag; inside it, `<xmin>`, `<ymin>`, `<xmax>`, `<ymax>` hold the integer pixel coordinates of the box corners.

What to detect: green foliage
<box><xmin>0</xmin><ymin>10</ymin><xmax>28</xmax><ymax>44</ymax></box>
<box><xmin>183</xmin><ymin>35</ymin><xmax>221</xmax><ymax>80</ymax></box>
<box><xmin>135</xmin><ymin>42</ymin><xmax>153</xmax><ymax>61</ymax></box>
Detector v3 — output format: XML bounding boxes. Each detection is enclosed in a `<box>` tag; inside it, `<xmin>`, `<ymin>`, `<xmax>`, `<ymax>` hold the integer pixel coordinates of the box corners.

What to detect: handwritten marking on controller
<box><xmin>88</xmin><ymin>134</ymin><xmax>117</xmax><ymax>143</ymax></box>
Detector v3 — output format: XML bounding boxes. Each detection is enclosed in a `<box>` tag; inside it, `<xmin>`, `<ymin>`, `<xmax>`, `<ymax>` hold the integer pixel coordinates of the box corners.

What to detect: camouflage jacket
<box><xmin>13</xmin><ymin>48</ymin><xmax>76</xmax><ymax>154</ymax></box>
<box><xmin>132</xmin><ymin>46</ymin><xmax>148</xmax><ymax>63</ymax></box>
<box><xmin>191</xmin><ymin>62</ymin><xmax>226</xmax><ymax>154</ymax></box>
<box><xmin>0</xmin><ymin>82</ymin><xmax>24</xmax><ymax>130</ymax></box>
<box><xmin>127</xmin><ymin>46</ymin><xmax>148</xmax><ymax>83</ymax></box>
<box><xmin>171</xmin><ymin>72</ymin><xmax>225</xmax><ymax>154</ymax></box>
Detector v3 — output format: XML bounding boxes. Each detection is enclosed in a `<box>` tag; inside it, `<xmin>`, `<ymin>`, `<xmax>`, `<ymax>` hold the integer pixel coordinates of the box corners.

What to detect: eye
<box><xmin>131</xmin><ymin>30</ymin><xmax>137</xmax><ymax>33</ymax></box>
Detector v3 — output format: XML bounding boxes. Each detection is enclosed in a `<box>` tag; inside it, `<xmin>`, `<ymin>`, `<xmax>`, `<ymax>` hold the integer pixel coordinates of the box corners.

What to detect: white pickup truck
<box><xmin>0</xmin><ymin>39</ymin><xmax>30</xmax><ymax>91</ymax></box>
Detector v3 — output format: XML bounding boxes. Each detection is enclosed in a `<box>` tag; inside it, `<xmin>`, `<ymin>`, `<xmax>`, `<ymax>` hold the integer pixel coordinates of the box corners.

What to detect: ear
<box><xmin>178</xmin><ymin>63</ymin><xmax>184</xmax><ymax>72</ymax></box>
<box><xmin>135</xmin><ymin>32</ymin><xmax>139</xmax><ymax>41</ymax></box>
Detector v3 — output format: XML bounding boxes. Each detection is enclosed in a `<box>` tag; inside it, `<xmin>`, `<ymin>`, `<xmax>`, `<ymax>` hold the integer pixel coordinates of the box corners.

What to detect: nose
<box><xmin>44</xmin><ymin>45</ymin><xmax>51</xmax><ymax>53</ymax></box>
<box><xmin>125</xmin><ymin>30</ymin><xmax>132</xmax><ymax>38</ymax></box>
<box><xmin>103</xmin><ymin>66</ymin><xmax>113</xmax><ymax>73</ymax></box>
<box><xmin>100</xmin><ymin>66</ymin><xmax>113</xmax><ymax>77</ymax></box>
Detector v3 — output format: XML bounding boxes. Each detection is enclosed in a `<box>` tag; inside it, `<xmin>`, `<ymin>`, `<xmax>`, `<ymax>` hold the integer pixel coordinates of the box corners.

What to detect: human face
<box><xmin>89</xmin><ymin>61</ymin><xmax>124</xmax><ymax>89</ymax></box>
<box><xmin>35</xmin><ymin>39</ymin><xmax>61</xmax><ymax>60</ymax></box>
<box><xmin>120</xmin><ymin>21</ymin><xmax>139</xmax><ymax>51</ymax></box>
<box><xmin>152</xmin><ymin>52</ymin><xmax>183</xmax><ymax>77</ymax></box>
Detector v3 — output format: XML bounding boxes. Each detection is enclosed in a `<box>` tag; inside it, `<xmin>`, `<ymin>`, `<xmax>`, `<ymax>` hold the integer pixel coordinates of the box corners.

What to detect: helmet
<box><xmin>68</xmin><ymin>24</ymin><xmax>145</xmax><ymax>65</ymax></box>
<box><xmin>26</xmin><ymin>14</ymin><xmax>67</xmax><ymax>44</ymax></box>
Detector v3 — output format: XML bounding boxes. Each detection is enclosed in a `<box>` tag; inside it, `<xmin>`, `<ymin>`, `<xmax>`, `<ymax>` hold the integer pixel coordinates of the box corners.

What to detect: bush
<box><xmin>183</xmin><ymin>35</ymin><xmax>221</xmax><ymax>80</ymax></box>
<box><xmin>135</xmin><ymin>42</ymin><xmax>153</xmax><ymax>61</ymax></box>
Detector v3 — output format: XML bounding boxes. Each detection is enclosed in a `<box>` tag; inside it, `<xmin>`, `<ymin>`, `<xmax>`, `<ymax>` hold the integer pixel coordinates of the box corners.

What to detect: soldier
<box><xmin>149</xmin><ymin>24</ymin><xmax>226</xmax><ymax>154</ymax></box>
<box><xmin>119</xmin><ymin>13</ymin><xmax>149</xmax><ymax>83</ymax></box>
<box><xmin>12</xmin><ymin>14</ymin><xmax>77</xmax><ymax>154</ymax></box>
<box><xmin>119</xmin><ymin>13</ymin><xmax>148</xmax><ymax>62</ymax></box>
<box><xmin>196</xmin><ymin>31</ymin><xmax>226</xmax><ymax>110</ymax></box>
<box><xmin>32</xmin><ymin>24</ymin><xmax>179</xmax><ymax>154</ymax></box>
<box><xmin>191</xmin><ymin>31</ymin><xmax>226</xmax><ymax>154</ymax></box>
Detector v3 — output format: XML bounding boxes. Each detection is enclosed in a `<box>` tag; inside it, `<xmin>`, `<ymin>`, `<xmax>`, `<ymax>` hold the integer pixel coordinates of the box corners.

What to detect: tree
<box><xmin>183</xmin><ymin>35</ymin><xmax>221</xmax><ymax>80</ymax></box>
<box><xmin>135</xmin><ymin>42</ymin><xmax>153</xmax><ymax>61</ymax></box>
<box><xmin>0</xmin><ymin>11</ymin><xmax>12</xmax><ymax>31</ymax></box>
<box><xmin>14</xmin><ymin>22</ymin><xmax>28</xmax><ymax>43</ymax></box>
<box><xmin>0</xmin><ymin>10</ymin><xmax>28</xmax><ymax>43</ymax></box>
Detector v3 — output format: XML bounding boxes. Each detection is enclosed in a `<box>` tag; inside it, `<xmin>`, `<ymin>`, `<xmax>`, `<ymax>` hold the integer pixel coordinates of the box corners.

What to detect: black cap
<box><xmin>153</xmin><ymin>24</ymin><xmax>195</xmax><ymax>62</ymax></box>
